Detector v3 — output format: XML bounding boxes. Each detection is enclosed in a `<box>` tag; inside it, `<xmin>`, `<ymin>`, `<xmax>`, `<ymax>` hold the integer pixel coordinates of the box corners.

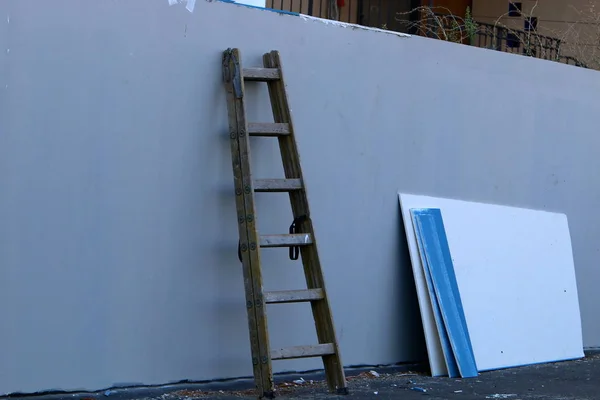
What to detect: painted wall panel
<box><xmin>0</xmin><ymin>0</ymin><xmax>600</xmax><ymax>394</ymax></box>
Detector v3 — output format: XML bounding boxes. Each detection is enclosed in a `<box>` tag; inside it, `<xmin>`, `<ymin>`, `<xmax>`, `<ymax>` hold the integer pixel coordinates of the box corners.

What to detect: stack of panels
<box><xmin>398</xmin><ymin>193</ymin><xmax>584</xmax><ymax>378</ymax></box>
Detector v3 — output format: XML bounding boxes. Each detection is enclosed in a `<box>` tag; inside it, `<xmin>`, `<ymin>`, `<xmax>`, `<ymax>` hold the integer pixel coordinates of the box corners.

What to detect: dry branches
<box><xmin>395</xmin><ymin>1</ymin><xmax>599</xmax><ymax>70</ymax></box>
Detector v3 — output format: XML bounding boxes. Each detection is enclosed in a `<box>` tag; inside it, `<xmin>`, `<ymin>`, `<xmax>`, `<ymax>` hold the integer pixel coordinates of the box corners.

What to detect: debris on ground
<box><xmin>121</xmin><ymin>353</ymin><xmax>600</xmax><ymax>400</ymax></box>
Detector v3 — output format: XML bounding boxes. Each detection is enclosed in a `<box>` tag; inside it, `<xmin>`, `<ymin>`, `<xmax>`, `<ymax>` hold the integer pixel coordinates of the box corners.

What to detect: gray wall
<box><xmin>1</xmin><ymin>0</ymin><xmax>599</xmax><ymax>394</ymax></box>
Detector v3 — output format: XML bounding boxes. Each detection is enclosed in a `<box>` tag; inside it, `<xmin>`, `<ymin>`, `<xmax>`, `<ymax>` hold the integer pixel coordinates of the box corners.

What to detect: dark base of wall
<box><xmin>2</xmin><ymin>361</ymin><xmax>427</xmax><ymax>400</ymax></box>
<box><xmin>8</xmin><ymin>350</ymin><xmax>600</xmax><ymax>400</ymax></box>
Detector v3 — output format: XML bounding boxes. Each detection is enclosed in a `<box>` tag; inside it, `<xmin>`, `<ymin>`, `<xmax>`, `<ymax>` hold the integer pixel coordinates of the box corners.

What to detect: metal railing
<box><xmin>467</xmin><ymin>22</ymin><xmax>562</xmax><ymax>61</ymax></box>
<box><xmin>416</xmin><ymin>14</ymin><xmax>589</xmax><ymax>68</ymax></box>
<box><xmin>265</xmin><ymin>0</ymin><xmax>359</xmax><ymax>22</ymax></box>
<box><xmin>558</xmin><ymin>55</ymin><xmax>589</xmax><ymax>68</ymax></box>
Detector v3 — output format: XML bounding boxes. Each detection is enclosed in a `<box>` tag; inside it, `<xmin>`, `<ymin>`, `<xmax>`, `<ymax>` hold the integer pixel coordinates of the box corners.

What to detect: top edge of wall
<box><xmin>297</xmin><ymin>14</ymin><xmax>411</xmax><ymax>38</ymax></box>
<box><xmin>174</xmin><ymin>0</ymin><xmax>412</xmax><ymax>38</ymax></box>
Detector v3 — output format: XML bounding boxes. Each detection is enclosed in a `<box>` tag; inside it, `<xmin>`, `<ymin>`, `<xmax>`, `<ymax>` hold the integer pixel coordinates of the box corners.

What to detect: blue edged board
<box><xmin>410</xmin><ymin>208</ymin><xmax>478</xmax><ymax>378</ymax></box>
<box><xmin>411</xmin><ymin>212</ymin><xmax>460</xmax><ymax>378</ymax></box>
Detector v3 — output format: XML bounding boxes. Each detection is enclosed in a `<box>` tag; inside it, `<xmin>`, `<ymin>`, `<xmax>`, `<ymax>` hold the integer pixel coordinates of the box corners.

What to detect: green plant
<box><xmin>464</xmin><ymin>6</ymin><xmax>478</xmax><ymax>43</ymax></box>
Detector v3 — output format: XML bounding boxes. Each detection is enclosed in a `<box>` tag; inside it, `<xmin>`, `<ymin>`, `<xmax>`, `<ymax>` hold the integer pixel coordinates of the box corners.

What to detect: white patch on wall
<box><xmin>168</xmin><ymin>0</ymin><xmax>196</xmax><ymax>12</ymax></box>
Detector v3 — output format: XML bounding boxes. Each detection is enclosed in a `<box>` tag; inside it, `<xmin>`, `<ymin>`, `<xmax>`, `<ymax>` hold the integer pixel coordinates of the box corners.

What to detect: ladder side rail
<box><xmin>223</xmin><ymin>48</ymin><xmax>275</xmax><ymax>399</ymax></box>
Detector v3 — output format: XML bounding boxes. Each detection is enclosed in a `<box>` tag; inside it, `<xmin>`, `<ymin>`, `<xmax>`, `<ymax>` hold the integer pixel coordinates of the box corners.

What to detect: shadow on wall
<box><xmin>203</xmin><ymin>78</ymin><xmax>255</xmax><ymax>378</ymax></box>
<box><xmin>396</xmin><ymin>200</ymin><xmax>428</xmax><ymax>366</ymax></box>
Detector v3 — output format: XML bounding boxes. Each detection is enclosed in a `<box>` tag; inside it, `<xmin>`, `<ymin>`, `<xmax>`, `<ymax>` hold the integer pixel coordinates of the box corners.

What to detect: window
<box><xmin>525</xmin><ymin>17</ymin><xmax>538</xmax><ymax>31</ymax></box>
<box><xmin>508</xmin><ymin>2</ymin><xmax>522</xmax><ymax>17</ymax></box>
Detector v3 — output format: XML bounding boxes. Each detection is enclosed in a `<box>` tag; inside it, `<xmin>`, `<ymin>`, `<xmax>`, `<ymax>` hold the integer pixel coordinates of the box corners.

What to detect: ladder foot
<box><xmin>261</xmin><ymin>390</ymin><xmax>276</xmax><ymax>399</ymax></box>
<box><xmin>336</xmin><ymin>387</ymin><xmax>350</xmax><ymax>395</ymax></box>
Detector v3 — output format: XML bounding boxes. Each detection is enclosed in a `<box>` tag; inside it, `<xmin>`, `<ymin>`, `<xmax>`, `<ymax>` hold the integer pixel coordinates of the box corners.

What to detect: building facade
<box><xmin>265</xmin><ymin>0</ymin><xmax>598</xmax><ymax>69</ymax></box>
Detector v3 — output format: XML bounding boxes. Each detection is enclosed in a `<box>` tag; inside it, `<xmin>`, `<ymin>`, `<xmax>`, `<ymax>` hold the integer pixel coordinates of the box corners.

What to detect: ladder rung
<box><xmin>243</xmin><ymin>68</ymin><xmax>280</xmax><ymax>81</ymax></box>
<box><xmin>259</xmin><ymin>234</ymin><xmax>313</xmax><ymax>248</ymax></box>
<box><xmin>254</xmin><ymin>179</ymin><xmax>303</xmax><ymax>192</ymax></box>
<box><xmin>247</xmin><ymin>122</ymin><xmax>290</xmax><ymax>137</ymax></box>
<box><xmin>271</xmin><ymin>343</ymin><xmax>335</xmax><ymax>360</ymax></box>
<box><xmin>264</xmin><ymin>289</ymin><xmax>325</xmax><ymax>304</ymax></box>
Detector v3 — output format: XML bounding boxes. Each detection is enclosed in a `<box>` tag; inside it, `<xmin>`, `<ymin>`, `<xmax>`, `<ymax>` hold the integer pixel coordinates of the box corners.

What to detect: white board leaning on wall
<box><xmin>398</xmin><ymin>193</ymin><xmax>584</xmax><ymax>376</ymax></box>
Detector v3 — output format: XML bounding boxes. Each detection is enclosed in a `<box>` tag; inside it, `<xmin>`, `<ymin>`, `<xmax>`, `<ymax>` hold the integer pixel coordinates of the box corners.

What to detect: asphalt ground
<box><xmin>11</xmin><ymin>351</ymin><xmax>599</xmax><ymax>400</ymax></box>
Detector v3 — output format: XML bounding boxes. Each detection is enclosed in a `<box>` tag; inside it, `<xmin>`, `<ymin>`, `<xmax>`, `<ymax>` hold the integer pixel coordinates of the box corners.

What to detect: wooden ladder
<box><xmin>222</xmin><ymin>48</ymin><xmax>348</xmax><ymax>399</ymax></box>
